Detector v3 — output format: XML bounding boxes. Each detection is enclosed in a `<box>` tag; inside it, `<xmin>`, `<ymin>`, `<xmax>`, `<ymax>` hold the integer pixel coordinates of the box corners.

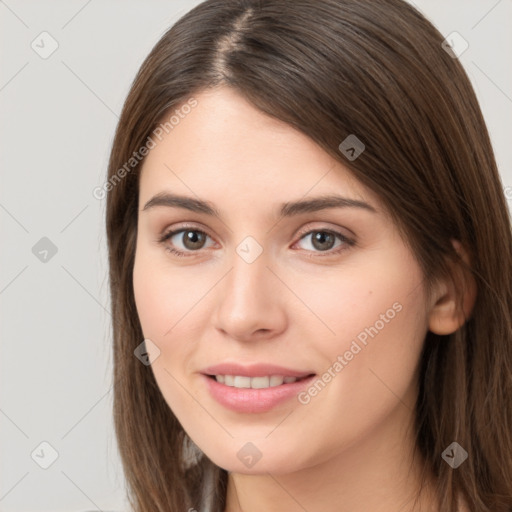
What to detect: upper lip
<box><xmin>201</xmin><ymin>363</ymin><xmax>315</xmax><ymax>378</ymax></box>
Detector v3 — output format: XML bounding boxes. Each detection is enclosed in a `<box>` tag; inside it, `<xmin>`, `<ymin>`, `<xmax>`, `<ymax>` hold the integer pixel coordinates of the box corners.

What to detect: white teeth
<box><xmin>251</xmin><ymin>376</ymin><xmax>270</xmax><ymax>389</ymax></box>
<box><xmin>269</xmin><ymin>375</ymin><xmax>284</xmax><ymax>387</ymax></box>
<box><xmin>233</xmin><ymin>376</ymin><xmax>251</xmax><ymax>388</ymax></box>
<box><xmin>214</xmin><ymin>375</ymin><xmax>299</xmax><ymax>388</ymax></box>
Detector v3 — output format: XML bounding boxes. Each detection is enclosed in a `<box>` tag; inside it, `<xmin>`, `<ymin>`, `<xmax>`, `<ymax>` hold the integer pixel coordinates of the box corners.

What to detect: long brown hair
<box><xmin>105</xmin><ymin>1</ymin><xmax>512</xmax><ymax>510</ymax></box>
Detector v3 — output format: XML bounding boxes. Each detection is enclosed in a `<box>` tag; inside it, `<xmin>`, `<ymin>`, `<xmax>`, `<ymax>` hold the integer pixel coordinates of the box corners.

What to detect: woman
<box><xmin>105</xmin><ymin>0</ymin><xmax>512</xmax><ymax>510</ymax></box>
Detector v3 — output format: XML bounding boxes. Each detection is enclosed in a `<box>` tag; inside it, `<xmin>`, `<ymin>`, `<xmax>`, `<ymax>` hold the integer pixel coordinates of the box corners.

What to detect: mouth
<box><xmin>200</xmin><ymin>364</ymin><xmax>317</xmax><ymax>413</ymax></box>
<box><xmin>205</xmin><ymin>373</ymin><xmax>315</xmax><ymax>389</ymax></box>
<box><xmin>200</xmin><ymin>362</ymin><xmax>317</xmax><ymax>412</ymax></box>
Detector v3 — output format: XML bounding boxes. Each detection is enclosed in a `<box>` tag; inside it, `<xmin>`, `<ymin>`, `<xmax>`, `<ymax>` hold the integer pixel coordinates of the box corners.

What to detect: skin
<box><xmin>132</xmin><ymin>86</ymin><xmax>474</xmax><ymax>512</ymax></box>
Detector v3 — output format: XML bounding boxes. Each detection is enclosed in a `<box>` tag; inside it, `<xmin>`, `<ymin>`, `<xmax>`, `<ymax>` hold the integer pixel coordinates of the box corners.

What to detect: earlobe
<box><xmin>428</xmin><ymin>240</ymin><xmax>477</xmax><ymax>335</ymax></box>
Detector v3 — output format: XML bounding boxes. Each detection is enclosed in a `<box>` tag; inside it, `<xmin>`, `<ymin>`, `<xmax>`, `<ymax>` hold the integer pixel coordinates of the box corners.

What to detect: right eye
<box><xmin>158</xmin><ymin>227</ymin><xmax>216</xmax><ymax>257</ymax></box>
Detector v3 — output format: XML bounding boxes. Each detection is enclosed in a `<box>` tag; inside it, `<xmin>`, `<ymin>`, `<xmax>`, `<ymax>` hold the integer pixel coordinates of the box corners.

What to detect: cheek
<box><xmin>132</xmin><ymin>251</ymin><xmax>202</xmax><ymax>410</ymax></box>
<box><xmin>132</xmin><ymin>249</ymin><xmax>217</xmax><ymax>403</ymax></box>
<box><xmin>311</xmin><ymin>253</ymin><xmax>426</xmax><ymax>395</ymax></box>
<box><xmin>292</xmin><ymin>254</ymin><xmax>425</xmax><ymax>348</ymax></box>
<box><xmin>133</xmin><ymin>249</ymin><xmax>203</xmax><ymax>341</ymax></box>
<box><xmin>293</xmin><ymin>248</ymin><xmax>428</xmax><ymax>402</ymax></box>
<box><xmin>133</xmin><ymin>262</ymin><xmax>168</xmax><ymax>340</ymax></box>
<box><xmin>280</xmin><ymin>256</ymin><xmax>428</xmax><ymax>462</ymax></box>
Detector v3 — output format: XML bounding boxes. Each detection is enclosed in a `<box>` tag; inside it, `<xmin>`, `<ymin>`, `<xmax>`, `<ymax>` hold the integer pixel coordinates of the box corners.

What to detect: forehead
<box><xmin>139</xmin><ymin>87</ymin><xmax>379</xmax><ymax>211</ymax></box>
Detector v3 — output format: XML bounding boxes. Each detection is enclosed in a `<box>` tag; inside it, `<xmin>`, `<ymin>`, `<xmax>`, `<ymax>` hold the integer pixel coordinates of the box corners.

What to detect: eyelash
<box><xmin>157</xmin><ymin>225</ymin><xmax>356</xmax><ymax>259</ymax></box>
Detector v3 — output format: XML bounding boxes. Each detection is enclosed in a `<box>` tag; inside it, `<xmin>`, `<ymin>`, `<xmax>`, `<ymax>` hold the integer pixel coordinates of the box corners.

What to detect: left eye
<box><xmin>295</xmin><ymin>230</ymin><xmax>352</xmax><ymax>253</ymax></box>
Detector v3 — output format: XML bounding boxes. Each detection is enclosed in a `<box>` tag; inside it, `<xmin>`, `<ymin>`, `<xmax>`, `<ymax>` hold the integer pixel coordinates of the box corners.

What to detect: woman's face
<box><xmin>133</xmin><ymin>86</ymin><xmax>431</xmax><ymax>474</ymax></box>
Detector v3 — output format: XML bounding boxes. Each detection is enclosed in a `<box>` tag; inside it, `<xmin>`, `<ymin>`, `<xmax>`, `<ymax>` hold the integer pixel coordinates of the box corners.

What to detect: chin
<box><xmin>201</xmin><ymin>440</ymin><xmax>312</xmax><ymax>475</ymax></box>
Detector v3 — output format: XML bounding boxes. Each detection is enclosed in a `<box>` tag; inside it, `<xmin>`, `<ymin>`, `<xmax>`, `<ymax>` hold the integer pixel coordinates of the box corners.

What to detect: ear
<box><xmin>428</xmin><ymin>239</ymin><xmax>477</xmax><ymax>335</ymax></box>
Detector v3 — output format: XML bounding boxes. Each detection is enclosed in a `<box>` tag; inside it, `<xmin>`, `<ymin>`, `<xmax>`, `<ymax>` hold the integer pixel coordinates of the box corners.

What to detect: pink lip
<box><xmin>201</xmin><ymin>362</ymin><xmax>314</xmax><ymax>378</ymax></box>
<box><xmin>200</xmin><ymin>363</ymin><xmax>316</xmax><ymax>413</ymax></box>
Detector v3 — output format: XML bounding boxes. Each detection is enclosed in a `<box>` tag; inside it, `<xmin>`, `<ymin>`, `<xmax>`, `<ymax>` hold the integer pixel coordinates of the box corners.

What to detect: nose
<box><xmin>212</xmin><ymin>247</ymin><xmax>288</xmax><ymax>343</ymax></box>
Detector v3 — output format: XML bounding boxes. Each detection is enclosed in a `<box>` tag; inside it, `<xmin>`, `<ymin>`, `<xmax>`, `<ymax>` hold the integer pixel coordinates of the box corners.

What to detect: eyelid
<box><xmin>294</xmin><ymin>222</ymin><xmax>354</xmax><ymax>241</ymax></box>
<box><xmin>158</xmin><ymin>222</ymin><xmax>212</xmax><ymax>241</ymax></box>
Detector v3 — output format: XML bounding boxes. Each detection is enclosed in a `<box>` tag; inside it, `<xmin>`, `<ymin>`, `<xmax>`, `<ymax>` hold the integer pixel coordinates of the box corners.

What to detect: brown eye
<box><xmin>158</xmin><ymin>228</ymin><xmax>215</xmax><ymax>257</ymax></box>
<box><xmin>297</xmin><ymin>230</ymin><xmax>351</xmax><ymax>253</ymax></box>
<box><xmin>179</xmin><ymin>230</ymin><xmax>208</xmax><ymax>250</ymax></box>
<box><xmin>310</xmin><ymin>231</ymin><xmax>337</xmax><ymax>251</ymax></box>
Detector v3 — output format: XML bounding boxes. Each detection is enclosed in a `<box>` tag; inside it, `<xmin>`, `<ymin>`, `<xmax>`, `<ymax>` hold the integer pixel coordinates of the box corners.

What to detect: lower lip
<box><xmin>202</xmin><ymin>374</ymin><xmax>316</xmax><ymax>413</ymax></box>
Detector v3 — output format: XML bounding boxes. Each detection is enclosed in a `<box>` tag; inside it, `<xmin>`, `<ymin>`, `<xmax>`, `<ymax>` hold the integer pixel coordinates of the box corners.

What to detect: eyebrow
<box><xmin>142</xmin><ymin>192</ymin><xmax>377</xmax><ymax>217</ymax></box>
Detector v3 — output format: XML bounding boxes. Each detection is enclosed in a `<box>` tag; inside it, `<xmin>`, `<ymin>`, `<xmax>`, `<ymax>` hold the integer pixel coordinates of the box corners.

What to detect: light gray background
<box><xmin>1</xmin><ymin>1</ymin><xmax>510</xmax><ymax>511</ymax></box>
